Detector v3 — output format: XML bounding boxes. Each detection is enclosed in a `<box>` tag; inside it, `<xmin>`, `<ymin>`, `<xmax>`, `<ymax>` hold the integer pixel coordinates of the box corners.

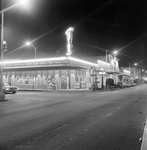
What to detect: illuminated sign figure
<box><xmin>108</xmin><ymin>54</ymin><xmax>119</xmax><ymax>71</ymax></box>
<box><xmin>65</xmin><ymin>27</ymin><xmax>74</xmax><ymax>56</ymax></box>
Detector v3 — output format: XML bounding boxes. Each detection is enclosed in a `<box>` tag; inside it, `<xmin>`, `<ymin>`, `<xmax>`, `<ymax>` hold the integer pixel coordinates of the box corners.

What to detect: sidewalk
<box><xmin>140</xmin><ymin>116</ymin><xmax>147</xmax><ymax>150</ymax></box>
<box><xmin>19</xmin><ymin>88</ymin><xmax>118</xmax><ymax>92</ymax></box>
<box><xmin>19</xmin><ymin>85</ymin><xmax>140</xmax><ymax>92</ymax></box>
<box><xmin>19</xmin><ymin>89</ymin><xmax>91</xmax><ymax>92</ymax></box>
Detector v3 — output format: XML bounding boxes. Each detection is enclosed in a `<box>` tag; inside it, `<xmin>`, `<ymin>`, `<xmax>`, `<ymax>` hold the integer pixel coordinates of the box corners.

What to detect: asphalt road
<box><xmin>0</xmin><ymin>85</ymin><xmax>147</xmax><ymax>150</ymax></box>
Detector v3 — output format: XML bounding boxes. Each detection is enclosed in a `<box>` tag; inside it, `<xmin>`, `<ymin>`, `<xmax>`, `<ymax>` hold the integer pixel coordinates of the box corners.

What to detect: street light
<box><xmin>25</xmin><ymin>42</ymin><xmax>37</xmax><ymax>59</ymax></box>
<box><xmin>133</xmin><ymin>63</ymin><xmax>137</xmax><ymax>75</ymax></box>
<box><xmin>21</xmin><ymin>0</ymin><xmax>28</xmax><ymax>3</ymax></box>
<box><xmin>2</xmin><ymin>0</ymin><xmax>28</xmax><ymax>13</ymax></box>
<box><xmin>134</xmin><ymin>63</ymin><xmax>137</xmax><ymax>66</ymax></box>
<box><xmin>0</xmin><ymin>0</ymin><xmax>28</xmax><ymax>100</ymax></box>
<box><xmin>133</xmin><ymin>63</ymin><xmax>139</xmax><ymax>84</ymax></box>
<box><xmin>134</xmin><ymin>63</ymin><xmax>137</xmax><ymax>76</ymax></box>
<box><xmin>113</xmin><ymin>50</ymin><xmax>118</xmax><ymax>56</ymax></box>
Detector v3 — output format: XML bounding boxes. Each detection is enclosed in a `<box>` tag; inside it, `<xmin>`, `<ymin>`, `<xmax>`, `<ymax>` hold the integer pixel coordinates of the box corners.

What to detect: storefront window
<box><xmin>8</xmin><ymin>76</ymin><xmax>11</xmax><ymax>86</ymax></box>
<box><xmin>26</xmin><ymin>76</ymin><xmax>34</xmax><ymax>85</ymax></box>
<box><xmin>48</xmin><ymin>75</ymin><xmax>55</xmax><ymax>85</ymax></box>
<box><xmin>17</xmin><ymin>76</ymin><xmax>23</xmax><ymax>85</ymax></box>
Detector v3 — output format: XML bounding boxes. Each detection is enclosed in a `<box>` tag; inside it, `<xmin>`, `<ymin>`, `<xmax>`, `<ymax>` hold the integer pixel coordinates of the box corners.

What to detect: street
<box><xmin>0</xmin><ymin>85</ymin><xmax>147</xmax><ymax>150</ymax></box>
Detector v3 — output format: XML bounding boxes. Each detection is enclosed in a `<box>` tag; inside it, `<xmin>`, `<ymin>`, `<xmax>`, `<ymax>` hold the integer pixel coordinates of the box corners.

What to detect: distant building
<box><xmin>123</xmin><ymin>67</ymin><xmax>142</xmax><ymax>84</ymax></box>
<box><xmin>118</xmin><ymin>67</ymin><xmax>131</xmax><ymax>84</ymax></box>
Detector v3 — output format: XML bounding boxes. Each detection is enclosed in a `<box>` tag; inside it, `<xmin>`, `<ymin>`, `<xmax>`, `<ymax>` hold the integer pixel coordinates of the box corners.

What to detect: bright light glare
<box><xmin>3</xmin><ymin>41</ymin><xmax>6</xmax><ymax>44</ymax></box>
<box><xmin>134</xmin><ymin>63</ymin><xmax>137</xmax><ymax>66</ymax></box>
<box><xmin>26</xmin><ymin>42</ymin><xmax>31</xmax><ymax>46</ymax></box>
<box><xmin>113</xmin><ymin>51</ymin><xmax>118</xmax><ymax>55</ymax></box>
<box><xmin>18</xmin><ymin>0</ymin><xmax>29</xmax><ymax>9</ymax></box>
<box><xmin>20</xmin><ymin>0</ymin><xmax>28</xmax><ymax>3</ymax></box>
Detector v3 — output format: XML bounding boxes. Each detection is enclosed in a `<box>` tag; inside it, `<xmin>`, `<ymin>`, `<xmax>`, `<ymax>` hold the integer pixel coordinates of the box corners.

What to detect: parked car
<box><xmin>131</xmin><ymin>82</ymin><xmax>137</xmax><ymax>86</ymax></box>
<box><xmin>3</xmin><ymin>83</ymin><xmax>19</xmax><ymax>94</ymax></box>
<box><xmin>125</xmin><ymin>83</ymin><xmax>131</xmax><ymax>87</ymax></box>
<box><xmin>117</xmin><ymin>82</ymin><xmax>125</xmax><ymax>88</ymax></box>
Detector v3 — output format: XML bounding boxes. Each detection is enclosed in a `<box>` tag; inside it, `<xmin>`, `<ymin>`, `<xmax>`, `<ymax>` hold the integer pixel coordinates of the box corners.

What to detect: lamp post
<box><xmin>105</xmin><ymin>49</ymin><xmax>108</xmax><ymax>70</ymax></box>
<box><xmin>26</xmin><ymin>42</ymin><xmax>36</xmax><ymax>90</ymax></box>
<box><xmin>26</xmin><ymin>42</ymin><xmax>37</xmax><ymax>59</ymax></box>
<box><xmin>134</xmin><ymin>63</ymin><xmax>137</xmax><ymax>77</ymax></box>
<box><xmin>141</xmin><ymin>69</ymin><xmax>145</xmax><ymax>84</ymax></box>
<box><xmin>134</xmin><ymin>63</ymin><xmax>138</xmax><ymax>84</ymax></box>
<box><xmin>0</xmin><ymin>0</ymin><xmax>5</xmax><ymax>100</ymax></box>
<box><xmin>26</xmin><ymin>42</ymin><xmax>37</xmax><ymax>90</ymax></box>
<box><xmin>0</xmin><ymin>0</ymin><xmax>28</xmax><ymax>100</ymax></box>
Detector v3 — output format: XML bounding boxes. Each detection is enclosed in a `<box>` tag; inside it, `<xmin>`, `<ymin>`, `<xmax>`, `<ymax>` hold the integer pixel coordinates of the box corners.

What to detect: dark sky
<box><xmin>2</xmin><ymin>0</ymin><xmax>147</xmax><ymax>69</ymax></box>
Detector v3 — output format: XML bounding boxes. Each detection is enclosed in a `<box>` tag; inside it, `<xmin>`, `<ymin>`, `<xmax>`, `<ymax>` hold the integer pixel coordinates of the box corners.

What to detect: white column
<box><xmin>67</xmin><ymin>76</ymin><xmax>69</xmax><ymax>89</ymax></box>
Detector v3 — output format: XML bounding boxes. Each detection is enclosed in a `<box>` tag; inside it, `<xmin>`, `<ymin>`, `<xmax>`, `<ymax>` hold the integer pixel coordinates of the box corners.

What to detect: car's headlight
<box><xmin>6</xmin><ymin>88</ymin><xmax>9</xmax><ymax>90</ymax></box>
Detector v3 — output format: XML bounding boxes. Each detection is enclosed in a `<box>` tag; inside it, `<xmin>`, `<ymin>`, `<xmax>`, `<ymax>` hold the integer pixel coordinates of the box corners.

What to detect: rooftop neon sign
<box><xmin>65</xmin><ymin>27</ymin><xmax>74</xmax><ymax>56</ymax></box>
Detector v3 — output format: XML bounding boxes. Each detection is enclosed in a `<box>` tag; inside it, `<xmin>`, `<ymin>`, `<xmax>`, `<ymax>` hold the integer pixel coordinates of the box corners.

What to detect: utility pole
<box><xmin>0</xmin><ymin>0</ymin><xmax>5</xmax><ymax>100</ymax></box>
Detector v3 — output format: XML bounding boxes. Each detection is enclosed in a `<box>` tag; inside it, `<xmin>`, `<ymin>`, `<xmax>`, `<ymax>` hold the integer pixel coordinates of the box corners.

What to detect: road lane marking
<box><xmin>55</xmin><ymin>124</ymin><xmax>67</xmax><ymax>131</ymax></box>
<box><xmin>70</xmin><ymin>137</ymin><xmax>73</xmax><ymax>140</ymax></box>
<box><xmin>25</xmin><ymin>124</ymin><xmax>68</xmax><ymax>143</ymax></box>
<box><xmin>23</xmin><ymin>106</ymin><xmax>121</xmax><ymax>150</ymax></box>
<box><xmin>106</xmin><ymin>107</ymin><xmax>120</xmax><ymax>117</ymax></box>
<box><xmin>106</xmin><ymin>113</ymin><xmax>112</xmax><ymax>116</ymax></box>
<box><xmin>54</xmin><ymin>107</ymin><xmax>121</xmax><ymax>150</ymax></box>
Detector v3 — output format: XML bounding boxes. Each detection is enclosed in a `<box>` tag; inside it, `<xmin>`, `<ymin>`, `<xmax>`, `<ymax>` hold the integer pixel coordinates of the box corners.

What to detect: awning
<box><xmin>119</xmin><ymin>73</ymin><xmax>131</xmax><ymax>76</ymax></box>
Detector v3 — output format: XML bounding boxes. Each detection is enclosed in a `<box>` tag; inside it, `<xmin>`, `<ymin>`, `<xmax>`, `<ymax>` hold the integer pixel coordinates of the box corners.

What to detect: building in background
<box><xmin>118</xmin><ymin>67</ymin><xmax>131</xmax><ymax>84</ymax></box>
<box><xmin>123</xmin><ymin>67</ymin><xmax>142</xmax><ymax>84</ymax></box>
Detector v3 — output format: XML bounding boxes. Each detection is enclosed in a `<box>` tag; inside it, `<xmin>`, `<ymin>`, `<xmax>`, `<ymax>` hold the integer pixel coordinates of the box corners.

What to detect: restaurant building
<box><xmin>2</xmin><ymin>54</ymin><xmax>120</xmax><ymax>91</ymax></box>
<box><xmin>2</xmin><ymin>27</ymin><xmax>121</xmax><ymax>91</ymax></box>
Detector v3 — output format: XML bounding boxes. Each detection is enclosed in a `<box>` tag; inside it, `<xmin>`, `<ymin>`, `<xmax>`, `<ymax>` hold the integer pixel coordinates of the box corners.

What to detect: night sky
<box><xmin>2</xmin><ymin>0</ymin><xmax>147</xmax><ymax>69</ymax></box>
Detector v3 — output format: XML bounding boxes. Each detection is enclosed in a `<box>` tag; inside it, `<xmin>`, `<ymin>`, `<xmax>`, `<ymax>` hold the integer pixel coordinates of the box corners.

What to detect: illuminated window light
<box><xmin>68</xmin><ymin>56</ymin><xmax>99</xmax><ymax>67</ymax></box>
<box><xmin>99</xmin><ymin>72</ymin><xmax>106</xmax><ymax>75</ymax></box>
<box><xmin>123</xmin><ymin>69</ymin><xmax>131</xmax><ymax>74</ymax></box>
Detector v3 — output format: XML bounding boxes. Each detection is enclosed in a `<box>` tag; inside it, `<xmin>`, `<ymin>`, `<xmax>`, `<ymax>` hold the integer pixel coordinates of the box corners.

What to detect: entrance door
<box><xmin>61</xmin><ymin>75</ymin><xmax>67</xmax><ymax>89</ymax></box>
